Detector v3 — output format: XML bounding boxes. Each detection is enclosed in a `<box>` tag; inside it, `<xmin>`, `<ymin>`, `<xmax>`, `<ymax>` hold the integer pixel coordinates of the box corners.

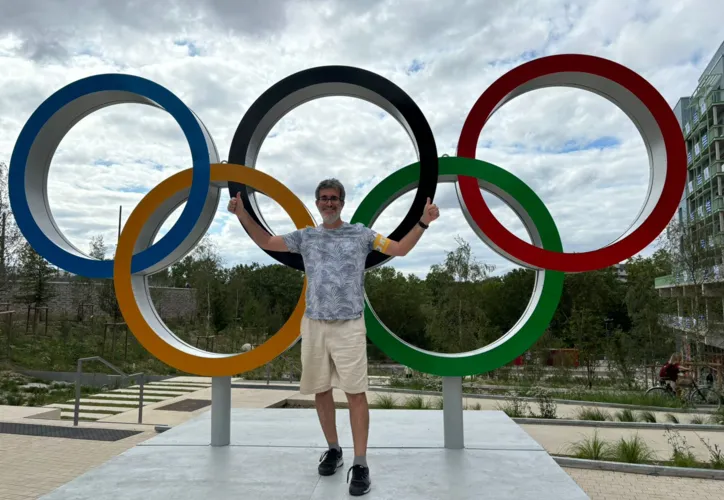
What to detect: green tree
<box><xmin>567</xmin><ymin>305</ymin><xmax>604</xmax><ymax>388</ymax></box>
<box><xmin>365</xmin><ymin>266</ymin><xmax>430</xmax><ymax>355</ymax></box>
<box><xmin>624</xmin><ymin>252</ymin><xmax>675</xmax><ymax>369</ymax></box>
<box><xmin>91</xmin><ymin>235</ymin><xmax>121</xmax><ymax>321</ymax></box>
<box><xmin>424</xmin><ymin>237</ymin><xmax>499</xmax><ymax>355</ymax></box>
<box><xmin>15</xmin><ymin>242</ymin><xmax>56</xmax><ymax>332</ymax></box>
<box><xmin>0</xmin><ymin>161</ymin><xmax>23</xmax><ymax>290</ymax></box>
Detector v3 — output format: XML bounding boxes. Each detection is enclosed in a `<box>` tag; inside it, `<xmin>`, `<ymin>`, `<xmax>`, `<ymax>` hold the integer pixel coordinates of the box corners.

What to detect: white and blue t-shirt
<box><xmin>281</xmin><ymin>222</ymin><xmax>390</xmax><ymax>320</ymax></box>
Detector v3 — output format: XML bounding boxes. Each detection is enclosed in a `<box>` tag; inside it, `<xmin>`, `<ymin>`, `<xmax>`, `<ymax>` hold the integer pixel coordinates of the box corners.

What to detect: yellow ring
<box><xmin>113</xmin><ymin>163</ymin><xmax>312</xmax><ymax>376</ymax></box>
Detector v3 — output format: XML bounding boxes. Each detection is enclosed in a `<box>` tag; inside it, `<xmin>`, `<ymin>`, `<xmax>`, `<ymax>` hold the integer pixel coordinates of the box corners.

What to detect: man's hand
<box><xmin>421</xmin><ymin>197</ymin><xmax>439</xmax><ymax>225</ymax></box>
<box><xmin>227</xmin><ymin>192</ymin><xmax>246</xmax><ymax>218</ymax></box>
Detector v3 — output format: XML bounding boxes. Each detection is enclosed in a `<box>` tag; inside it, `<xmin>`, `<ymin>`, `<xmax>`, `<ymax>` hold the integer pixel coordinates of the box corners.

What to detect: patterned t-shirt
<box><xmin>281</xmin><ymin>222</ymin><xmax>390</xmax><ymax>320</ymax></box>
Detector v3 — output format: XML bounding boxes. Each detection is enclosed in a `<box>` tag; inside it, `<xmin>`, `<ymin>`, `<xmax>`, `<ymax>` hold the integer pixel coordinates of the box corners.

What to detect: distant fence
<box><xmin>18</xmin><ymin>369</ymin><xmax>172</xmax><ymax>388</ymax></box>
<box><xmin>0</xmin><ymin>280</ymin><xmax>197</xmax><ymax>321</ymax></box>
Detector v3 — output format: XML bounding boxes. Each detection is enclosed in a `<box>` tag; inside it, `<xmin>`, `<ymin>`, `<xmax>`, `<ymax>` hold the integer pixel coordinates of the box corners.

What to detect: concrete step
<box><xmin>87</xmin><ymin>393</ymin><xmax>168</xmax><ymax>401</ymax></box>
<box><xmin>110</xmin><ymin>389</ymin><xmax>185</xmax><ymax>396</ymax></box>
<box><xmin>147</xmin><ymin>382</ymin><xmax>210</xmax><ymax>387</ymax></box>
<box><xmin>162</xmin><ymin>376</ymin><xmax>213</xmax><ymax>384</ymax></box>
<box><xmin>129</xmin><ymin>385</ymin><xmax>199</xmax><ymax>392</ymax></box>
<box><xmin>48</xmin><ymin>404</ymin><xmax>128</xmax><ymax>414</ymax></box>
<box><xmin>151</xmin><ymin>383</ymin><xmax>210</xmax><ymax>388</ymax></box>
<box><xmin>67</xmin><ymin>398</ymin><xmax>143</xmax><ymax>407</ymax></box>
<box><xmin>59</xmin><ymin>411</ymin><xmax>115</xmax><ymax>420</ymax></box>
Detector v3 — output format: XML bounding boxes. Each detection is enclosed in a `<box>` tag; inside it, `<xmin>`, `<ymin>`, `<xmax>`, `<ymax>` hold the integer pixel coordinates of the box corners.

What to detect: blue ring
<box><xmin>8</xmin><ymin>74</ymin><xmax>211</xmax><ymax>278</ymax></box>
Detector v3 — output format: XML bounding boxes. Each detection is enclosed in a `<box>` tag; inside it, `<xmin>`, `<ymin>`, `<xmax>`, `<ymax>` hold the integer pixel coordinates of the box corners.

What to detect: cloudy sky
<box><xmin>1</xmin><ymin>0</ymin><xmax>723</xmax><ymax>279</ymax></box>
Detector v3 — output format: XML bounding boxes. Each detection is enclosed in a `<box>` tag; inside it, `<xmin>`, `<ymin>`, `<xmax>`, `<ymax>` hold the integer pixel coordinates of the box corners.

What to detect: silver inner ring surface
<box><xmin>463</xmin><ymin>72</ymin><xmax>666</xmax><ymax>270</ymax></box>
<box><xmin>131</xmin><ymin>179</ymin><xmax>233</xmax><ymax>358</ymax></box>
<box><xmin>241</xmin><ymin>83</ymin><xmax>422</xmax><ymax>235</ymax></box>
<box><xmin>364</xmin><ymin>173</ymin><xmax>547</xmax><ymax>358</ymax></box>
<box><xmin>26</xmin><ymin>90</ymin><xmax>222</xmax><ymax>357</ymax></box>
<box><xmin>25</xmin><ymin>91</ymin><xmax>220</xmax><ymax>273</ymax></box>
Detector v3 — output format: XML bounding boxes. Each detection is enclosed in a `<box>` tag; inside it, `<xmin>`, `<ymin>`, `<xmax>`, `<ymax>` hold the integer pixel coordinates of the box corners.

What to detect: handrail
<box><xmin>264</xmin><ymin>351</ymin><xmax>299</xmax><ymax>385</ymax></box>
<box><xmin>74</xmin><ymin>356</ymin><xmax>144</xmax><ymax>426</ymax></box>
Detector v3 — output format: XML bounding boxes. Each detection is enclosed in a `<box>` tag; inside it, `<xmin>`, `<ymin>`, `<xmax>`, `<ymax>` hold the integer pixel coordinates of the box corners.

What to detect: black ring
<box><xmin>228</xmin><ymin>65</ymin><xmax>438</xmax><ymax>271</ymax></box>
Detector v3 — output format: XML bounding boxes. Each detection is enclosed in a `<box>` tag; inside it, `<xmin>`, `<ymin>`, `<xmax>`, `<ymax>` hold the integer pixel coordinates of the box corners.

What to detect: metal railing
<box><xmin>264</xmin><ymin>352</ymin><xmax>299</xmax><ymax>385</ymax></box>
<box><xmin>74</xmin><ymin>356</ymin><xmax>144</xmax><ymax>426</ymax></box>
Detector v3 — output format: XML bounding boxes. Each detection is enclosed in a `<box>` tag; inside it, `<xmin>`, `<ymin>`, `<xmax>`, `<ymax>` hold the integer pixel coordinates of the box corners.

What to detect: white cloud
<box><xmin>2</xmin><ymin>0</ymin><xmax>723</xmax><ymax>280</ymax></box>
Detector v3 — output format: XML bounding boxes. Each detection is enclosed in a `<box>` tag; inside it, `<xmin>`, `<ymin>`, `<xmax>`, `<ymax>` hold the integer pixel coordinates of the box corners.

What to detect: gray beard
<box><xmin>322</xmin><ymin>213</ymin><xmax>340</xmax><ymax>224</ymax></box>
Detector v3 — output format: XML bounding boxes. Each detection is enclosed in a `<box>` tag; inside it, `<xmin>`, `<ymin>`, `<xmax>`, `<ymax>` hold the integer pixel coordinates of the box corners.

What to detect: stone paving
<box><xmin>562</xmin><ymin>468</ymin><xmax>724</xmax><ymax>499</ymax></box>
<box><xmin>0</xmin><ymin>423</ymin><xmax>155</xmax><ymax>500</ymax></box>
<box><xmin>1</xmin><ymin>377</ymin><xmax>724</xmax><ymax>499</ymax></box>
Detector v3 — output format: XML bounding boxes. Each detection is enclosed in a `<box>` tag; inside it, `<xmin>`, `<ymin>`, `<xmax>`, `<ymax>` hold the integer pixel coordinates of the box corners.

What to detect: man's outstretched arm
<box><xmin>378</xmin><ymin>197</ymin><xmax>439</xmax><ymax>257</ymax></box>
<box><xmin>228</xmin><ymin>192</ymin><xmax>290</xmax><ymax>252</ymax></box>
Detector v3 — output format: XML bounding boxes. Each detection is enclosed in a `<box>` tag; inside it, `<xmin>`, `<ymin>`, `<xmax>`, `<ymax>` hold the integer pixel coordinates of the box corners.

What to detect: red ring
<box><xmin>456</xmin><ymin>54</ymin><xmax>687</xmax><ymax>272</ymax></box>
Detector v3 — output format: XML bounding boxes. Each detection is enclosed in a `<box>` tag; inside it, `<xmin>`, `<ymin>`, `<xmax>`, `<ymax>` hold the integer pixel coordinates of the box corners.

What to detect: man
<box><xmin>659</xmin><ymin>352</ymin><xmax>692</xmax><ymax>397</ymax></box>
<box><xmin>228</xmin><ymin>178</ymin><xmax>438</xmax><ymax>496</ymax></box>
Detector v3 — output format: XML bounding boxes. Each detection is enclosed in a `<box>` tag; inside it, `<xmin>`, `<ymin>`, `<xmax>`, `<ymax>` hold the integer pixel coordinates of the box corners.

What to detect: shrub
<box><xmin>565</xmin><ymin>431</ymin><xmax>612</xmax><ymax>460</ymax></box>
<box><xmin>639</xmin><ymin>411</ymin><xmax>657</xmax><ymax>423</ymax></box>
<box><xmin>615</xmin><ymin>409</ymin><xmax>636</xmax><ymax>422</ymax></box>
<box><xmin>665</xmin><ymin>413</ymin><xmax>680</xmax><ymax>424</ymax></box>
<box><xmin>495</xmin><ymin>392</ymin><xmax>530</xmax><ymax>418</ymax></box>
<box><xmin>696</xmin><ymin>433</ymin><xmax>724</xmax><ymax>469</ymax></box>
<box><xmin>709</xmin><ymin>408</ymin><xmax>724</xmax><ymax>425</ymax></box>
<box><xmin>532</xmin><ymin>388</ymin><xmax>557</xmax><ymax>419</ymax></box>
<box><xmin>372</xmin><ymin>393</ymin><xmax>396</xmax><ymax>409</ymax></box>
<box><xmin>404</xmin><ymin>395</ymin><xmax>427</xmax><ymax>409</ymax></box>
<box><xmin>611</xmin><ymin>434</ymin><xmax>655</xmax><ymax>463</ymax></box>
<box><xmin>575</xmin><ymin>407</ymin><xmax>610</xmax><ymax>421</ymax></box>
<box><xmin>666</xmin><ymin>429</ymin><xmax>697</xmax><ymax>467</ymax></box>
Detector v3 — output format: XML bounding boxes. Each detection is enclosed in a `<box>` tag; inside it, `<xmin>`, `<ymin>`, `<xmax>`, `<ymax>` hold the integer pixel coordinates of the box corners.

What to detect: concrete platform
<box><xmin>39</xmin><ymin>409</ymin><xmax>589</xmax><ymax>499</ymax></box>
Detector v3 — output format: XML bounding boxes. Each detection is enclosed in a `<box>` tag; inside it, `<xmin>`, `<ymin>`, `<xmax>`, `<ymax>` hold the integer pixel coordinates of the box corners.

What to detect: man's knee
<box><xmin>315</xmin><ymin>388</ymin><xmax>333</xmax><ymax>399</ymax></box>
<box><xmin>345</xmin><ymin>391</ymin><xmax>367</xmax><ymax>405</ymax></box>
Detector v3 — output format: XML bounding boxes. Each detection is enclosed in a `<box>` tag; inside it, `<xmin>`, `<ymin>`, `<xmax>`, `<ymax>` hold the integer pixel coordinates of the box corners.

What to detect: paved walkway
<box><xmin>1</xmin><ymin>377</ymin><xmax>723</xmax><ymax>500</ymax></box>
<box><xmin>0</xmin><ymin>421</ymin><xmax>156</xmax><ymax>500</ymax></box>
<box><xmin>563</xmin><ymin>468</ymin><xmax>724</xmax><ymax>499</ymax></box>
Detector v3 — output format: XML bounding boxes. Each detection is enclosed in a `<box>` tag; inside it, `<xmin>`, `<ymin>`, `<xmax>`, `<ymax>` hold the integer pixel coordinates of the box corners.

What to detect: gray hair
<box><xmin>315</xmin><ymin>178</ymin><xmax>345</xmax><ymax>202</ymax></box>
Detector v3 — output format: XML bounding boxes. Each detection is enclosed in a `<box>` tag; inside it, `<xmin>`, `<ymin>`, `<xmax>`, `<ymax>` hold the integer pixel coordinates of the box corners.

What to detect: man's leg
<box><xmin>315</xmin><ymin>388</ymin><xmax>339</xmax><ymax>446</ymax></box>
<box><xmin>346</xmin><ymin>391</ymin><xmax>369</xmax><ymax>462</ymax></box>
<box><xmin>328</xmin><ymin>318</ymin><xmax>371</xmax><ymax>495</ymax></box>
<box><xmin>299</xmin><ymin>317</ymin><xmax>342</xmax><ymax>475</ymax></box>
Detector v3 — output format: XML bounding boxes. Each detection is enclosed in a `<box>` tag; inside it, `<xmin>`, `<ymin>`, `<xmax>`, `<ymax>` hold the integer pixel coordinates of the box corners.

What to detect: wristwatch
<box><xmin>418</xmin><ymin>220</ymin><xmax>428</xmax><ymax>229</ymax></box>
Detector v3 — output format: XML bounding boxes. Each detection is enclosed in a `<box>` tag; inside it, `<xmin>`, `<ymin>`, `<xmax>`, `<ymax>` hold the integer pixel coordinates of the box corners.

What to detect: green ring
<box><xmin>351</xmin><ymin>156</ymin><xmax>564</xmax><ymax>376</ymax></box>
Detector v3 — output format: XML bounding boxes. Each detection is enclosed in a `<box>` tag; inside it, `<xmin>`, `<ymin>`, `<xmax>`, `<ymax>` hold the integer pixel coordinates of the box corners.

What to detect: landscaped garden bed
<box><xmin>558</xmin><ymin>428</ymin><xmax>724</xmax><ymax>471</ymax></box>
<box><xmin>0</xmin><ymin>370</ymin><xmax>96</xmax><ymax>407</ymax></box>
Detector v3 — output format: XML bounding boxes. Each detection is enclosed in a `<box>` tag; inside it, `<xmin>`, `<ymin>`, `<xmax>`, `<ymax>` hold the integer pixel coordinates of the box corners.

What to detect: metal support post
<box><xmin>211</xmin><ymin>376</ymin><xmax>231</xmax><ymax>446</ymax></box>
<box><xmin>443</xmin><ymin>376</ymin><xmax>464</xmax><ymax>449</ymax></box>
<box><xmin>73</xmin><ymin>360</ymin><xmax>81</xmax><ymax>426</ymax></box>
<box><xmin>138</xmin><ymin>375</ymin><xmax>144</xmax><ymax>424</ymax></box>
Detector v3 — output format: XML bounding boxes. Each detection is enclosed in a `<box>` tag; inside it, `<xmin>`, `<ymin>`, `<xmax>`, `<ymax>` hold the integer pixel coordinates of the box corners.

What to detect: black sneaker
<box><xmin>318</xmin><ymin>447</ymin><xmax>343</xmax><ymax>476</ymax></box>
<box><xmin>347</xmin><ymin>465</ymin><xmax>371</xmax><ymax>496</ymax></box>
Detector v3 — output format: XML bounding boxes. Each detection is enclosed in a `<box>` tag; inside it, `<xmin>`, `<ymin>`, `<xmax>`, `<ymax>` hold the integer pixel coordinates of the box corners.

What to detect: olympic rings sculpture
<box><xmin>8</xmin><ymin>54</ymin><xmax>686</xmax><ymax>377</ymax></box>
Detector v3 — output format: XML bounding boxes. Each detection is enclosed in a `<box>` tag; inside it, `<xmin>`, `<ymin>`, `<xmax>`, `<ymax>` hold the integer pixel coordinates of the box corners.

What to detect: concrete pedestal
<box><xmin>39</xmin><ymin>409</ymin><xmax>588</xmax><ymax>499</ymax></box>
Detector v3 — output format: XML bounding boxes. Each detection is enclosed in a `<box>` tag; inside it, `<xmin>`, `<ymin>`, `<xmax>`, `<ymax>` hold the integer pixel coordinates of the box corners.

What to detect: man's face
<box><xmin>316</xmin><ymin>187</ymin><xmax>343</xmax><ymax>224</ymax></box>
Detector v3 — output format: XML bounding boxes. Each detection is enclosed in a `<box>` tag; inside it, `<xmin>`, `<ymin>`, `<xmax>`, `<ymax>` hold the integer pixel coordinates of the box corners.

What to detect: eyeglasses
<box><xmin>317</xmin><ymin>196</ymin><xmax>341</xmax><ymax>203</ymax></box>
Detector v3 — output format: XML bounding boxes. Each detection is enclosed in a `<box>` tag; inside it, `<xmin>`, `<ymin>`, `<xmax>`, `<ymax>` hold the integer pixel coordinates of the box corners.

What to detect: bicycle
<box><xmin>645</xmin><ymin>375</ymin><xmax>723</xmax><ymax>410</ymax></box>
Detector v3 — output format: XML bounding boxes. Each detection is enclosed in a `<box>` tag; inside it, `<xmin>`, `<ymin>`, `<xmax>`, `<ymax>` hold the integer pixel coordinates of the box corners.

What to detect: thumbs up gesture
<box><xmin>227</xmin><ymin>192</ymin><xmax>246</xmax><ymax>217</ymax></box>
<box><xmin>421</xmin><ymin>197</ymin><xmax>439</xmax><ymax>225</ymax></box>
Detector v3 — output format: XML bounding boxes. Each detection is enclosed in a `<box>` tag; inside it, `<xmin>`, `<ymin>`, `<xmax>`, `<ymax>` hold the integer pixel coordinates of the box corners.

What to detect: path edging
<box><xmin>513</xmin><ymin>417</ymin><xmax>724</xmax><ymax>432</ymax></box>
<box><xmin>554</xmin><ymin>456</ymin><xmax>724</xmax><ymax>480</ymax></box>
<box><xmin>233</xmin><ymin>382</ymin><xmax>718</xmax><ymax>415</ymax></box>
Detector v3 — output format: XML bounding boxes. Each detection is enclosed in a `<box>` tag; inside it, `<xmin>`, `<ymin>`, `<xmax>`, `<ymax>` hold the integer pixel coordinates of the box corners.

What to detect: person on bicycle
<box><xmin>659</xmin><ymin>353</ymin><xmax>692</xmax><ymax>396</ymax></box>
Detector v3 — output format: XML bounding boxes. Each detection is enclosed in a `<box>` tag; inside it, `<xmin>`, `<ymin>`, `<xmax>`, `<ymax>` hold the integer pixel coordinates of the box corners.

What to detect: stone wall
<box><xmin>0</xmin><ymin>280</ymin><xmax>197</xmax><ymax>321</ymax></box>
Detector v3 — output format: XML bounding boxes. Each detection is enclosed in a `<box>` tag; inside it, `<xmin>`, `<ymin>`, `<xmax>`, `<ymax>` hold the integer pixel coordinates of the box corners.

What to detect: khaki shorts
<box><xmin>299</xmin><ymin>315</ymin><xmax>368</xmax><ymax>395</ymax></box>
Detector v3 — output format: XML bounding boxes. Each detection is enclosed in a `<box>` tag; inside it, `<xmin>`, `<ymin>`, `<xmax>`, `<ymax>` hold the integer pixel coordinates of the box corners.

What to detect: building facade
<box><xmin>655</xmin><ymin>40</ymin><xmax>724</xmax><ymax>359</ymax></box>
